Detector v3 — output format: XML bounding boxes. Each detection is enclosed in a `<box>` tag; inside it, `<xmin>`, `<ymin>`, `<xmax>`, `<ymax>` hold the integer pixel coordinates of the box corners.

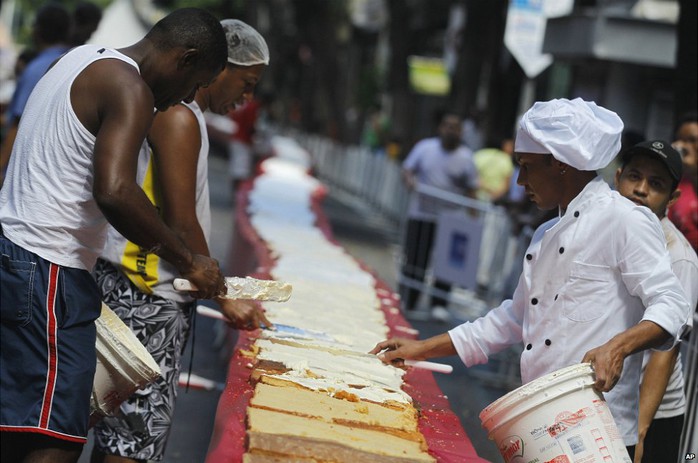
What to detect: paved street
<box><xmin>80</xmin><ymin>153</ymin><xmax>508</xmax><ymax>463</ymax></box>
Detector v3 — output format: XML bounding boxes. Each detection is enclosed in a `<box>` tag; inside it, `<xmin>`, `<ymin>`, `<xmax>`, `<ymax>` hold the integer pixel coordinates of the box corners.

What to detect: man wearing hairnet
<box><xmin>90</xmin><ymin>20</ymin><xmax>270</xmax><ymax>463</ymax></box>
<box><xmin>372</xmin><ymin>98</ymin><xmax>691</xmax><ymax>460</ymax></box>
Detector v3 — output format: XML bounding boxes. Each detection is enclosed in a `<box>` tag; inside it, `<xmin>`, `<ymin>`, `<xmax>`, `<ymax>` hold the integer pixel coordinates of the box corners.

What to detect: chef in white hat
<box><xmin>372</xmin><ymin>98</ymin><xmax>691</xmax><ymax>459</ymax></box>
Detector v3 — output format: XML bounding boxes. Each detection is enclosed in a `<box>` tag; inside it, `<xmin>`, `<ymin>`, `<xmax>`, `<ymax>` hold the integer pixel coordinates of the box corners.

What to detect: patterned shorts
<box><xmin>92</xmin><ymin>259</ymin><xmax>194</xmax><ymax>461</ymax></box>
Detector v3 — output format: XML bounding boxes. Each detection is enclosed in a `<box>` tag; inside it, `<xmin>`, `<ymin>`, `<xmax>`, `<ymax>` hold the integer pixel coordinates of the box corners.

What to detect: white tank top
<box><xmin>0</xmin><ymin>45</ymin><xmax>140</xmax><ymax>270</ymax></box>
<box><xmin>100</xmin><ymin>101</ymin><xmax>211</xmax><ymax>302</ymax></box>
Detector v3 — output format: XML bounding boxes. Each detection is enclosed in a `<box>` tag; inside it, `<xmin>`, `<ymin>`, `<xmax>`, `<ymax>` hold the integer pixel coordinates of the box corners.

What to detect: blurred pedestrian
<box><xmin>361</xmin><ymin>102</ymin><xmax>391</xmax><ymax>156</ymax></box>
<box><xmin>373</xmin><ymin>98</ymin><xmax>691</xmax><ymax>459</ymax></box>
<box><xmin>0</xmin><ymin>2</ymin><xmax>71</xmax><ymax>184</ymax></box>
<box><xmin>0</xmin><ymin>48</ymin><xmax>37</xmax><ymax>133</ymax></box>
<box><xmin>90</xmin><ymin>19</ymin><xmax>270</xmax><ymax>463</ymax></box>
<box><xmin>0</xmin><ymin>9</ymin><xmax>227</xmax><ymax>463</ymax></box>
<box><xmin>473</xmin><ymin>135</ymin><xmax>514</xmax><ymax>202</ymax></box>
<box><xmin>615</xmin><ymin>140</ymin><xmax>697</xmax><ymax>463</ymax></box>
<box><xmin>669</xmin><ymin>111</ymin><xmax>698</xmax><ymax>252</ymax></box>
<box><xmin>228</xmin><ymin>93</ymin><xmax>268</xmax><ymax>192</ymax></box>
<box><xmin>399</xmin><ymin>110</ymin><xmax>479</xmax><ymax>318</ymax></box>
<box><xmin>472</xmin><ymin>135</ymin><xmax>515</xmax><ymax>298</ymax></box>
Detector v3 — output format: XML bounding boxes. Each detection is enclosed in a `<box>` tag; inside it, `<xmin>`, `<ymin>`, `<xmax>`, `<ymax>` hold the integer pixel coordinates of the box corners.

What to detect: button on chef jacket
<box><xmin>449</xmin><ymin>177</ymin><xmax>691</xmax><ymax>446</ymax></box>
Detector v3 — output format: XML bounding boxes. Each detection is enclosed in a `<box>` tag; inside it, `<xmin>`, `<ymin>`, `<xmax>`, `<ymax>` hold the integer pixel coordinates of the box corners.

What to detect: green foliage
<box><xmin>11</xmin><ymin>0</ymin><xmax>113</xmax><ymax>46</ymax></box>
<box><xmin>161</xmin><ymin>0</ymin><xmax>247</xmax><ymax>19</ymax></box>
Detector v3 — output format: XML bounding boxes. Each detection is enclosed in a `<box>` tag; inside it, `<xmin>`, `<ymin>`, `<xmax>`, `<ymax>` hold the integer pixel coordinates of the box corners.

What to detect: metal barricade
<box><xmin>286</xmin><ymin>129</ymin><xmax>409</xmax><ymax>225</ymax></box>
<box><xmin>396</xmin><ymin>184</ymin><xmax>522</xmax><ymax>318</ymax></box>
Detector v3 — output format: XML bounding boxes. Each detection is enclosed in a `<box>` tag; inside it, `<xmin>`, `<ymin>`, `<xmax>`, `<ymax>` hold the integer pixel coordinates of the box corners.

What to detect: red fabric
<box><xmin>205</xmin><ymin>176</ymin><xmax>491</xmax><ymax>463</ymax></box>
<box><xmin>668</xmin><ymin>177</ymin><xmax>698</xmax><ymax>251</ymax></box>
<box><xmin>230</xmin><ymin>100</ymin><xmax>261</xmax><ymax>145</ymax></box>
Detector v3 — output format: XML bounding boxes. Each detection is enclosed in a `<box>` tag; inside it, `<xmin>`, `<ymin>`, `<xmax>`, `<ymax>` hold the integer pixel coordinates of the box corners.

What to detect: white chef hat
<box><xmin>515</xmin><ymin>98</ymin><xmax>624</xmax><ymax>171</ymax></box>
<box><xmin>220</xmin><ymin>19</ymin><xmax>270</xmax><ymax>66</ymax></box>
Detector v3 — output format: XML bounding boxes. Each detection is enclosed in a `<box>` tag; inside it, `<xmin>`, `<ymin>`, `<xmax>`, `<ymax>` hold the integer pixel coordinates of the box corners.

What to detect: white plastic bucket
<box><xmin>480</xmin><ymin>363</ymin><xmax>631</xmax><ymax>463</ymax></box>
<box><xmin>90</xmin><ymin>303</ymin><xmax>161</xmax><ymax>419</ymax></box>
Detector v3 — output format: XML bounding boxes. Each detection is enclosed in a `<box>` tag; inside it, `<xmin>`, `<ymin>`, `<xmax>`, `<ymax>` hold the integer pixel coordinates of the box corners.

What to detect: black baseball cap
<box><xmin>622</xmin><ymin>139</ymin><xmax>683</xmax><ymax>184</ymax></box>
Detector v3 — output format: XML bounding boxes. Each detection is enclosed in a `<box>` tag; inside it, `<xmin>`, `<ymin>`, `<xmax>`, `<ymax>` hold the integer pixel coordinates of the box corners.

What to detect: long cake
<box><xmin>240</xmin><ymin>155</ymin><xmax>435</xmax><ymax>462</ymax></box>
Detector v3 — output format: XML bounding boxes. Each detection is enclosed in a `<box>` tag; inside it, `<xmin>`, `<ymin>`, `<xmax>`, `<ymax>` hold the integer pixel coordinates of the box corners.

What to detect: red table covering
<box><xmin>206</xmin><ymin>179</ymin><xmax>491</xmax><ymax>463</ymax></box>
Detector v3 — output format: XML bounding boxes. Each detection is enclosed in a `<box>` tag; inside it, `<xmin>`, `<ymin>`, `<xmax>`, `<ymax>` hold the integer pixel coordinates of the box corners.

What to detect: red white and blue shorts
<box><xmin>0</xmin><ymin>235</ymin><xmax>101</xmax><ymax>443</ymax></box>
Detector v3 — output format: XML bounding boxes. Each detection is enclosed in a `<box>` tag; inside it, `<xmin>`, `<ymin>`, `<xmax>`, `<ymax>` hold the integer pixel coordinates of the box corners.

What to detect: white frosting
<box><xmin>256</xmin><ymin>339</ymin><xmax>404</xmax><ymax>391</ymax></box>
<box><xmin>247</xmin><ymin>163</ymin><xmax>411</xmax><ymax>408</ymax></box>
<box><xmin>266</xmin><ymin>373</ymin><xmax>412</xmax><ymax>405</ymax></box>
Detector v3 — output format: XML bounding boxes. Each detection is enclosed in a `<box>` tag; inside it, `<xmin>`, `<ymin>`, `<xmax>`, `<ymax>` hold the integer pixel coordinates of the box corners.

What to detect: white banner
<box><xmin>432</xmin><ymin>211</ymin><xmax>484</xmax><ymax>289</ymax></box>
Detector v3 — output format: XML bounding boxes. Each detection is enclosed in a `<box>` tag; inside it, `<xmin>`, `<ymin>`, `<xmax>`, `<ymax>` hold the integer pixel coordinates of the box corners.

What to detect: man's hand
<box><xmin>181</xmin><ymin>254</ymin><xmax>225</xmax><ymax>300</ymax></box>
<box><xmin>402</xmin><ymin>170</ymin><xmax>417</xmax><ymax>190</ymax></box>
<box><xmin>218</xmin><ymin>299</ymin><xmax>272</xmax><ymax>331</ymax></box>
<box><xmin>369</xmin><ymin>337</ymin><xmax>426</xmax><ymax>368</ymax></box>
<box><xmin>583</xmin><ymin>320</ymin><xmax>672</xmax><ymax>392</ymax></box>
<box><xmin>582</xmin><ymin>338</ymin><xmax>626</xmax><ymax>392</ymax></box>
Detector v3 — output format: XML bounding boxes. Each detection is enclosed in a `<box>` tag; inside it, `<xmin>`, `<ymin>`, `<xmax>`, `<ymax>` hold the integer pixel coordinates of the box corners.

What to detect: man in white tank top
<box><xmin>615</xmin><ymin>140</ymin><xmax>698</xmax><ymax>463</ymax></box>
<box><xmin>90</xmin><ymin>20</ymin><xmax>271</xmax><ymax>462</ymax></box>
<box><xmin>0</xmin><ymin>8</ymin><xmax>228</xmax><ymax>463</ymax></box>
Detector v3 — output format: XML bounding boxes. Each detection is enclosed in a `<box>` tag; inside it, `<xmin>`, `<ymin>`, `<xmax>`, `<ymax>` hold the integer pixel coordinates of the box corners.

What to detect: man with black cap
<box><xmin>371</xmin><ymin>98</ymin><xmax>691</xmax><ymax>460</ymax></box>
<box><xmin>615</xmin><ymin>140</ymin><xmax>697</xmax><ymax>463</ymax></box>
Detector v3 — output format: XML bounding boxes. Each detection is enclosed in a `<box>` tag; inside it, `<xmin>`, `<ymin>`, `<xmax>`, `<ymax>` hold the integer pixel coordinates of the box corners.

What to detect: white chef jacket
<box><xmin>449</xmin><ymin>177</ymin><xmax>691</xmax><ymax>446</ymax></box>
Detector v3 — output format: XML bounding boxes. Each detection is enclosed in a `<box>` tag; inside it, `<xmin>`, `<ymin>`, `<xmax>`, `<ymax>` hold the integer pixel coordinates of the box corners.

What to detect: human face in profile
<box><xmin>615</xmin><ymin>153</ymin><xmax>679</xmax><ymax>219</ymax></box>
<box><xmin>515</xmin><ymin>152</ymin><xmax>562</xmax><ymax>210</ymax></box>
<box><xmin>155</xmin><ymin>58</ymin><xmax>224</xmax><ymax>112</ymax></box>
<box><xmin>207</xmin><ymin>63</ymin><xmax>266</xmax><ymax>115</ymax></box>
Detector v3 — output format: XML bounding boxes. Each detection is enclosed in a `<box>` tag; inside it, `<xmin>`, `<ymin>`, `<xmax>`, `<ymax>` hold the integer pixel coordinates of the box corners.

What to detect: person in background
<box><xmin>361</xmin><ymin>102</ymin><xmax>391</xmax><ymax>156</ymax></box>
<box><xmin>0</xmin><ymin>49</ymin><xmax>38</xmax><ymax>133</ymax></box>
<box><xmin>0</xmin><ymin>2</ymin><xmax>71</xmax><ymax>185</ymax></box>
<box><xmin>228</xmin><ymin>91</ymin><xmax>273</xmax><ymax>192</ymax></box>
<box><xmin>614</xmin><ymin>140</ymin><xmax>698</xmax><ymax>463</ymax></box>
<box><xmin>69</xmin><ymin>1</ymin><xmax>103</xmax><ymax>47</ymax></box>
<box><xmin>373</xmin><ymin>98</ymin><xmax>691</xmax><ymax>459</ymax></box>
<box><xmin>399</xmin><ymin>110</ymin><xmax>479</xmax><ymax>319</ymax></box>
<box><xmin>90</xmin><ymin>20</ymin><xmax>271</xmax><ymax>463</ymax></box>
<box><xmin>473</xmin><ymin>135</ymin><xmax>514</xmax><ymax>203</ymax></box>
<box><xmin>0</xmin><ymin>9</ymin><xmax>227</xmax><ymax>463</ymax></box>
<box><xmin>669</xmin><ymin>111</ymin><xmax>698</xmax><ymax>252</ymax></box>
<box><xmin>472</xmin><ymin>135</ymin><xmax>515</xmax><ymax>299</ymax></box>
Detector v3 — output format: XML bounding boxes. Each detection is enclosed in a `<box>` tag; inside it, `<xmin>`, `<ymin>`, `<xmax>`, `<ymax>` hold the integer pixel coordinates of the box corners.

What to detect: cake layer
<box><xmin>249</xmin><ymin>383</ymin><xmax>419</xmax><ymax>438</ymax></box>
<box><xmin>243</xmin><ymin>451</ymin><xmax>324</xmax><ymax>463</ymax></box>
<box><xmin>246</xmin><ymin>407</ymin><xmax>435</xmax><ymax>463</ymax></box>
<box><xmin>257</xmin><ymin>374</ymin><xmax>411</xmax><ymax>409</ymax></box>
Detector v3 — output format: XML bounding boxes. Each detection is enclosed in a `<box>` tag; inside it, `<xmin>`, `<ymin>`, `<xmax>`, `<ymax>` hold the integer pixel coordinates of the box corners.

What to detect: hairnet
<box><xmin>515</xmin><ymin>98</ymin><xmax>624</xmax><ymax>171</ymax></box>
<box><xmin>220</xmin><ymin>19</ymin><xmax>269</xmax><ymax>66</ymax></box>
